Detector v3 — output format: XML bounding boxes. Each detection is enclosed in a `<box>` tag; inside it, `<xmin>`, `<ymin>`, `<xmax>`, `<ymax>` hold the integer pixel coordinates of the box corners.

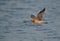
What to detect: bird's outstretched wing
<box><xmin>31</xmin><ymin>14</ymin><xmax>36</xmax><ymax>19</ymax></box>
<box><xmin>37</xmin><ymin>8</ymin><xmax>45</xmax><ymax>20</ymax></box>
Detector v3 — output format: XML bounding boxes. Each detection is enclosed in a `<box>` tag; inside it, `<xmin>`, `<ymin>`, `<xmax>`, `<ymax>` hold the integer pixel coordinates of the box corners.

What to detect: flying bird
<box><xmin>31</xmin><ymin>8</ymin><xmax>45</xmax><ymax>24</ymax></box>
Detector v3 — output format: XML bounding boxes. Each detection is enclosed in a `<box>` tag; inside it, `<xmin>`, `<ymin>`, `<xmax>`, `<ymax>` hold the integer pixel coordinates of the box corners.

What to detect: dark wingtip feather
<box><xmin>40</xmin><ymin>8</ymin><xmax>45</xmax><ymax>13</ymax></box>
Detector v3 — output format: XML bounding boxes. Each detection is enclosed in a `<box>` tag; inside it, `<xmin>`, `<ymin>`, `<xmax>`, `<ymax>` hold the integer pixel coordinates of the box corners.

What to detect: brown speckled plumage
<box><xmin>31</xmin><ymin>8</ymin><xmax>45</xmax><ymax>23</ymax></box>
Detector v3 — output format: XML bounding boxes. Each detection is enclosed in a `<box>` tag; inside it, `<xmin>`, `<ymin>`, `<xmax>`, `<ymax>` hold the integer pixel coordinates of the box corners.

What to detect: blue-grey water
<box><xmin>0</xmin><ymin>0</ymin><xmax>60</xmax><ymax>41</ymax></box>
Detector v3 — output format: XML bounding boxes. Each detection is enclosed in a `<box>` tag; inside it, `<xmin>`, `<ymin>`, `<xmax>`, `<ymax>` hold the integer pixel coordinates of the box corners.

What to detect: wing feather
<box><xmin>37</xmin><ymin>8</ymin><xmax>45</xmax><ymax>20</ymax></box>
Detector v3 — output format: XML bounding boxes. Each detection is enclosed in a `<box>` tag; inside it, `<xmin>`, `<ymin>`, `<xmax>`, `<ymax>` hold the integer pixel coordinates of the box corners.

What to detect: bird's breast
<box><xmin>32</xmin><ymin>19</ymin><xmax>40</xmax><ymax>24</ymax></box>
<box><xmin>32</xmin><ymin>19</ymin><xmax>45</xmax><ymax>24</ymax></box>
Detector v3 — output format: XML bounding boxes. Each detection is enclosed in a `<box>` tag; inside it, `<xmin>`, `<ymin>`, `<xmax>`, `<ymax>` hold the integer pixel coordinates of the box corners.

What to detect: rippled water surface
<box><xmin>0</xmin><ymin>0</ymin><xmax>60</xmax><ymax>41</ymax></box>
